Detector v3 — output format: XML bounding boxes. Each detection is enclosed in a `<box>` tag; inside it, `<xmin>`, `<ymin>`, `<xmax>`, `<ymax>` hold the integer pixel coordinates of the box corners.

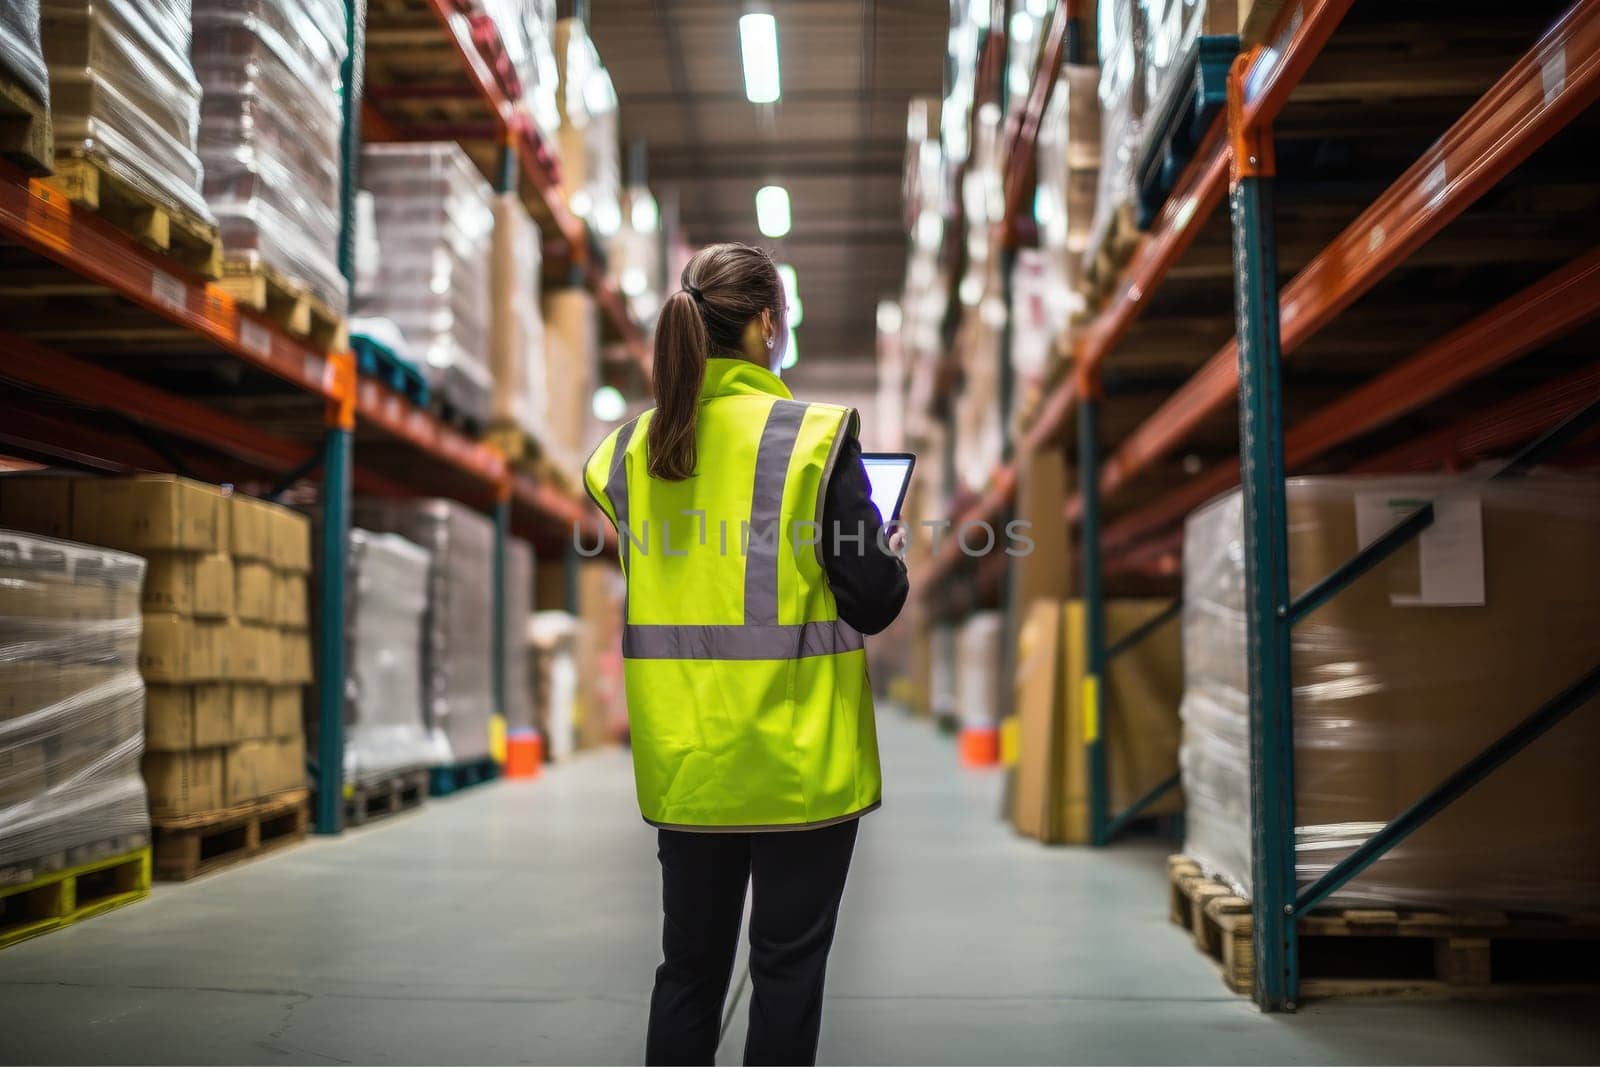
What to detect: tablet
<box><xmin>860</xmin><ymin>452</ymin><xmax>916</xmax><ymax>522</ymax></box>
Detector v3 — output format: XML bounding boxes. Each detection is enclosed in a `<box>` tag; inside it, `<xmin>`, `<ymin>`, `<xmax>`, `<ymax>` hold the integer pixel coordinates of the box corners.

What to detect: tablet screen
<box><xmin>861</xmin><ymin>453</ymin><xmax>915</xmax><ymax>522</ymax></box>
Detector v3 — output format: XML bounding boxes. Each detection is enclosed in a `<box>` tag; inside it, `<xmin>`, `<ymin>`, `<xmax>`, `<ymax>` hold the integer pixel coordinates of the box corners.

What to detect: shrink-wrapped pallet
<box><xmin>0</xmin><ymin>530</ymin><xmax>149</xmax><ymax>871</ymax></box>
<box><xmin>554</xmin><ymin>18</ymin><xmax>619</xmax><ymax>238</ymax></box>
<box><xmin>1180</xmin><ymin>475</ymin><xmax>1600</xmax><ymax>913</ymax></box>
<box><xmin>1141</xmin><ymin>0</ymin><xmax>1236</xmax><ymax>116</ymax></box>
<box><xmin>1036</xmin><ymin>62</ymin><xmax>1099</xmax><ymax>310</ymax></box>
<box><xmin>529</xmin><ymin>610</ymin><xmax>577</xmax><ymax>762</ymax></box>
<box><xmin>191</xmin><ymin>0</ymin><xmax>349</xmax><ymax>310</ymax></box>
<box><xmin>503</xmin><ymin>536</ymin><xmax>535</xmax><ymax>734</ymax></box>
<box><xmin>1083</xmin><ymin>0</ymin><xmax>1146</xmax><ymax>276</ymax></box>
<box><xmin>353</xmin><ymin>500</ymin><xmax>495</xmax><ymax>765</ymax></box>
<box><xmin>343</xmin><ymin>529</ymin><xmax>448</xmax><ymax>781</ymax></box>
<box><xmin>1</xmin><ymin>0</ymin><xmax>48</xmax><ymax>105</ymax></box>
<box><xmin>490</xmin><ymin>193</ymin><xmax>547</xmax><ymax>441</ymax></box>
<box><xmin>357</xmin><ymin>143</ymin><xmax>496</xmax><ymax>429</ymax></box>
<box><xmin>40</xmin><ymin>0</ymin><xmax>212</xmax><ymax>222</ymax></box>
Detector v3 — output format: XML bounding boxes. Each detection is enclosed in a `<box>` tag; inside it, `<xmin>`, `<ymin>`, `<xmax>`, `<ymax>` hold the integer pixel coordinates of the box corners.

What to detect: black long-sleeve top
<box><xmin>820</xmin><ymin>435</ymin><xmax>909</xmax><ymax>635</ymax></box>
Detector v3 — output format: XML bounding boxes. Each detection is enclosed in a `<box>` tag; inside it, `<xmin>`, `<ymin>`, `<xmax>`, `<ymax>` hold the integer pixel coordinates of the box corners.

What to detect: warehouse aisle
<box><xmin>1</xmin><ymin>712</ymin><xmax>1597</xmax><ymax>1066</ymax></box>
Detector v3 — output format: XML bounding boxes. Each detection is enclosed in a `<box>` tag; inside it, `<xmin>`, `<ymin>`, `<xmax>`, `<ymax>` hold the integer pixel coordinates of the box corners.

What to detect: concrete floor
<box><xmin>1</xmin><ymin>710</ymin><xmax>1597</xmax><ymax>1065</ymax></box>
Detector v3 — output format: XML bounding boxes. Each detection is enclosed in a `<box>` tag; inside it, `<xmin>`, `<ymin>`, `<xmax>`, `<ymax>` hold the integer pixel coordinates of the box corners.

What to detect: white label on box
<box><xmin>239</xmin><ymin>318</ymin><xmax>272</xmax><ymax>359</ymax></box>
<box><xmin>1355</xmin><ymin>492</ymin><xmax>1485</xmax><ymax>607</ymax></box>
<box><xmin>150</xmin><ymin>269</ymin><xmax>186</xmax><ymax>313</ymax></box>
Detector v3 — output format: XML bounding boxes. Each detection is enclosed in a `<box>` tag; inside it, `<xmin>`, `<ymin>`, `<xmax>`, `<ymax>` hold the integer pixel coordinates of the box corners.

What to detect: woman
<box><xmin>584</xmin><ymin>243</ymin><xmax>908</xmax><ymax>1066</ymax></box>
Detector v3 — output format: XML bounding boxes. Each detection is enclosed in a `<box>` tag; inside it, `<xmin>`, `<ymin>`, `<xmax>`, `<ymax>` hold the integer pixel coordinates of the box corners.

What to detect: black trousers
<box><xmin>646</xmin><ymin>818</ymin><xmax>859</xmax><ymax>1067</ymax></box>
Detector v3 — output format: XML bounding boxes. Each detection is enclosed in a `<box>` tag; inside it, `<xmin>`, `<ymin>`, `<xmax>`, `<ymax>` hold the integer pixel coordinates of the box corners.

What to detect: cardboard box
<box><xmin>1012</xmin><ymin>599</ymin><xmax>1184</xmax><ymax>844</ymax></box>
<box><xmin>143</xmin><ymin>747</ymin><xmax>224</xmax><ymax>817</ymax></box>
<box><xmin>230</xmin><ymin>493</ymin><xmax>275</xmax><ymax>562</ymax></box>
<box><xmin>224</xmin><ymin>734</ymin><xmax>305</xmax><ymax>805</ymax></box>
<box><xmin>139</xmin><ymin>614</ymin><xmax>227</xmax><ymax>683</ymax></box>
<box><xmin>542</xmin><ymin>289</ymin><xmax>597</xmax><ymax>456</ymax></box>
<box><xmin>278</xmin><ymin>628</ymin><xmax>313</xmax><ymax>685</ymax></box>
<box><xmin>231</xmin><ymin>684</ymin><xmax>271</xmax><ymax>740</ymax></box>
<box><xmin>267</xmin><ymin>685</ymin><xmax>303</xmax><ymax>738</ymax></box>
<box><xmin>0</xmin><ymin>741</ymin><xmax>48</xmax><ymax>806</ymax></box>
<box><xmin>73</xmin><ymin>475</ymin><xmax>226</xmax><ymax>553</ymax></box>
<box><xmin>271</xmin><ymin>508</ymin><xmax>311</xmax><ymax>573</ymax></box>
<box><xmin>1181</xmin><ymin>477</ymin><xmax>1600</xmax><ymax>911</ymax></box>
<box><xmin>1237</xmin><ymin>0</ymin><xmax>1285</xmax><ymax>44</ymax></box>
<box><xmin>144</xmin><ymin>552</ymin><xmax>234</xmax><ymax>618</ymax></box>
<box><xmin>0</xmin><ymin>476</ymin><xmax>74</xmax><ymax>538</ymax></box>
<box><xmin>234</xmin><ymin>561</ymin><xmax>275</xmax><ymax>623</ymax></box>
<box><xmin>274</xmin><ymin>571</ymin><xmax>309</xmax><ymax>628</ymax></box>
<box><xmin>145</xmin><ymin>684</ymin><xmax>232</xmax><ymax>751</ymax></box>
<box><xmin>225</xmin><ymin>622</ymin><xmax>275</xmax><ymax>683</ymax></box>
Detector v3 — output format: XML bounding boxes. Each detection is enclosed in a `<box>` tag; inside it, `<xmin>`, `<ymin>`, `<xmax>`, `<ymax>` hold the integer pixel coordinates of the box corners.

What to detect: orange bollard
<box><xmin>505</xmin><ymin>729</ymin><xmax>543</xmax><ymax>778</ymax></box>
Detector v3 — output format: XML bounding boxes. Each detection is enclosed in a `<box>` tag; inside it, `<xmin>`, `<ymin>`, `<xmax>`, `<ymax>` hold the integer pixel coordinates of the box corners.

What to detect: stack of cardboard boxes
<box><xmin>0</xmin><ymin>474</ymin><xmax>312</xmax><ymax>820</ymax></box>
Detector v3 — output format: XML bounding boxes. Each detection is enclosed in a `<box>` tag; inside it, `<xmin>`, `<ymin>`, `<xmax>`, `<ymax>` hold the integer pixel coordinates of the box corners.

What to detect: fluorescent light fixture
<box><xmin>620</xmin><ymin>267</ymin><xmax>647</xmax><ymax>297</ymax></box>
<box><xmin>755</xmin><ymin>185</ymin><xmax>791</xmax><ymax>238</ymax></box>
<box><xmin>776</xmin><ymin>263</ymin><xmax>802</xmax><ymax>326</ymax></box>
<box><xmin>630</xmin><ymin>192</ymin><xmax>659</xmax><ymax>234</ymax></box>
<box><xmin>593</xmin><ymin>197</ymin><xmax>622</xmax><ymax>237</ymax></box>
<box><xmin>876</xmin><ymin>300</ymin><xmax>903</xmax><ymax>335</ymax></box>
<box><xmin>739</xmin><ymin>13</ymin><xmax>781</xmax><ymax>103</ymax></box>
<box><xmin>781</xmin><ymin>327</ymin><xmax>799</xmax><ymax>369</ymax></box>
<box><xmin>1010</xmin><ymin>10</ymin><xmax>1034</xmax><ymax>43</ymax></box>
<box><xmin>592</xmin><ymin>385</ymin><xmax>627</xmax><ymax>422</ymax></box>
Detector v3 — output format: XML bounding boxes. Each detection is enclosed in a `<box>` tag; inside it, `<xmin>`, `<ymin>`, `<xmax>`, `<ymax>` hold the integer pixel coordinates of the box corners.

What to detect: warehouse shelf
<box><xmin>911</xmin><ymin>0</ymin><xmax>1600</xmax><ymax>1013</ymax></box>
<box><xmin>364</xmin><ymin>0</ymin><xmax>652</xmax><ymax>379</ymax></box>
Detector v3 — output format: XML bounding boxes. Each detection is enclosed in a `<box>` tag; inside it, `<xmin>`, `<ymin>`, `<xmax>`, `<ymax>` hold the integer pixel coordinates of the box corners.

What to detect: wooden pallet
<box><xmin>488</xmin><ymin>423</ymin><xmax>541</xmax><ymax>466</ymax></box>
<box><xmin>218</xmin><ymin>259</ymin><xmax>347</xmax><ymax>353</ymax></box>
<box><xmin>0</xmin><ymin>844</ymin><xmax>151</xmax><ymax>950</ymax></box>
<box><xmin>42</xmin><ymin>154</ymin><xmax>222</xmax><ymax>279</ymax></box>
<box><xmin>1082</xmin><ymin>200</ymin><xmax>1141</xmax><ymax>308</ymax></box>
<box><xmin>151</xmin><ymin>789</ymin><xmax>310</xmax><ymax>882</ymax></box>
<box><xmin>342</xmin><ymin>768</ymin><xmax>429</xmax><ymax>828</ymax></box>
<box><xmin>429</xmin><ymin>756</ymin><xmax>500</xmax><ymax>797</ymax></box>
<box><xmin>0</xmin><ymin>64</ymin><xmax>50</xmax><ymax>176</ymax></box>
<box><xmin>1167</xmin><ymin>855</ymin><xmax>1600</xmax><ymax>998</ymax></box>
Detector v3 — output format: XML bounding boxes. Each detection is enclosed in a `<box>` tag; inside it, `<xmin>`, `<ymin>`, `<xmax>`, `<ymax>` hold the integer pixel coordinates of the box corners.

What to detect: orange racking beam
<box><xmin>0</xmin><ymin>331</ymin><xmax>314</xmax><ymax>473</ymax></box>
<box><xmin>1099</xmin><ymin>0</ymin><xmax>1600</xmax><ymax>501</ymax></box>
<box><xmin>1000</xmin><ymin>0</ymin><xmax>1070</xmax><ymax>244</ymax></box>
<box><xmin>0</xmin><ymin>161</ymin><xmax>338</xmax><ymax>400</ymax></box>
<box><xmin>1353</xmin><ymin>362</ymin><xmax>1600</xmax><ymax>474</ymax></box>
<box><xmin>1099</xmin><ymin>246</ymin><xmax>1600</xmax><ymax>554</ymax></box>
<box><xmin>352</xmin><ymin>374</ymin><xmax>506</xmax><ymax>489</ymax></box>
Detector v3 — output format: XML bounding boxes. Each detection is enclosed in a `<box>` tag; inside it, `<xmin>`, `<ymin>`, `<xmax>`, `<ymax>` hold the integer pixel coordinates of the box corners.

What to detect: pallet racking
<box><xmin>919</xmin><ymin>0</ymin><xmax>1600</xmax><ymax>1010</ymax></box>
<box><xmin>0</xmin><ymin>1</ymin><xmax>633</xmax><ymax>838</ymax></box>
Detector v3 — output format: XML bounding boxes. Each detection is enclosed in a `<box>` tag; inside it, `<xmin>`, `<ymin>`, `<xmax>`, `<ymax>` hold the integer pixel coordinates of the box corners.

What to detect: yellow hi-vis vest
<box><xmin>583</xmin><ymin>357</ymin><xmax>882</xmax><ymax>831</ymax></box>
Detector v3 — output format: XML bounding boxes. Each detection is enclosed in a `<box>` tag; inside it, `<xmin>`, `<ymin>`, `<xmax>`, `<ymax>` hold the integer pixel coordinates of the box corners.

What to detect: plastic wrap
<box><xmin>1036</xmin><ymin>62</ymin><xmax>1099</xmax><ymax>305</ymax></box>
<box><xmin>519</xmin><ymin>0</ymin><xmax>560</xmax><ymax>154</ymax></box>
<box><xmin>529</xmin><ymin>610</ymin><xmax>576</xmax><ymax>762</ymax></box>
<box><xmin>489</xmin><ymin>193</ymin><xmax>547</xmax><ymax>439</ymax></box>
<box><xmin>555</xmin><ymin>18</ymin><xmax>619</xmax><ymax>238</ymax></box>
<box><xmin>955</xmin><ymin>612</ymin><xmax>1004</xmax><ymax>732</ymax></box>
<box><xmin>503</xmin><ymin>538</ymin><xmax>534</xmax><ymax>733</ymax></box>
<box><xmin>1084</xmin><ymin>0</ymin><xmax>1145</xmax><ymax>271</ymax></box>
<box><xmin>1180</xmin><ymin>475</ymin><xmax>1600</xmax><ymax>913</ymax></box>
<box><xmin>0</xmin><ymin>530</ymin><xmax>149</xmax><ymax>870</ymax></box>
<box><xmin>343</xmin><ymin>529</ymin><xmax>449</xmax><ymax>781</ymax></box>
<box><xmin>1</xmin><ymin>0</ymin><xmax>49</xmax><ymax>106</ymax></box>
<box><xmin>1142</xmin><ymin>0</ymin><xmax>1227</xmax><ymax>112</ymax></box>
<box><xmin>41</xmin><ymin>0</ymin><xmax>212</xmax><ymax>223</ymax></box>
<box><xmin>357</xmin><ymin>143</ymin><xmax>496</xmax><ymax>428</ymax></box>
<box><xmin>191</xmin><ymin>0</ymin><xmax>349</xmax><ymax>311</ymax></box>
<box><xmin>353</xmin><ymin>499</ymin><xmax>495</xmax><ymax>765</ymax></box>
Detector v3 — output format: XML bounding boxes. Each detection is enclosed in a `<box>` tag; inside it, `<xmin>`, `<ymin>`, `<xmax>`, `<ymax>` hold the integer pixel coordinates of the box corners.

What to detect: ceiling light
<box><xmin>592</xmin><ymin>385</ymin><xmax>627</xmax><ymax>422</ymax></box>
<box><xmin>1010</xmin><ymin>10</ymin><xmax>1034</xmax><ymax>43</ymax></box>
<box><xmin>755</xmin><ymin>185</ymin><xmax>791</xmax><ymax>238</ymax></box>
<box><xmin>620</xmin><ymin>267</ymin><xmax>647</xmax><ymax>297</ymax></box>
<box><xmin>630</xmin><ymin>192</ymin><xmax>659</xmax><ymax>234</ymax></box>
<box><xmin>739</xmin><ymin>13</ymin><xmax>781</xmax><ymax>104</ymax></box>
<box><xmin>876</xmin><ymin>300</ymin><xmax>903</xmax><ymax>335</ymax></box>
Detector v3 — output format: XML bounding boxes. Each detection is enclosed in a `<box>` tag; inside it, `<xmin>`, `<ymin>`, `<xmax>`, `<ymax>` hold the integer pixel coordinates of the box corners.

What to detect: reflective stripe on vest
<box><xmin>603</xmin><ymin>399</ymin><xmax>863</xmax><ymax>661</ymax></box>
